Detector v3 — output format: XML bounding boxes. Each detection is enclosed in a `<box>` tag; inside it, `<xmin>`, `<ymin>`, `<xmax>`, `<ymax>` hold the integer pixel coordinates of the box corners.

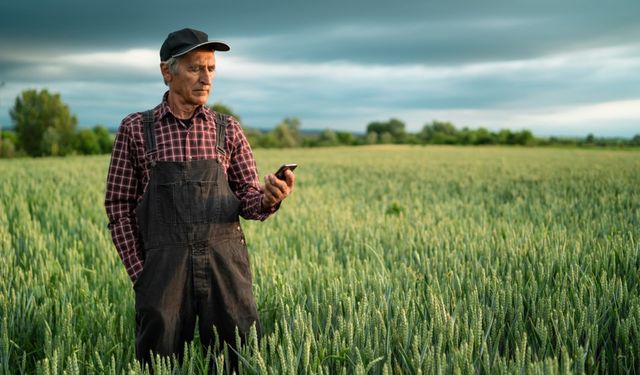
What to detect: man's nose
<box><xmin>200</xmin><ymin>69</ymin><xmax>214</xmax><ymax>83</ymax></box>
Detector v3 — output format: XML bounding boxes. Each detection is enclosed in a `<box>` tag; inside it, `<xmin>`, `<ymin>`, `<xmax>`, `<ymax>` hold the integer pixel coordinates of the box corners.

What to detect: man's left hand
<box><xmin>261</xmin><ymin>169</ymin><xmax>295</xmax><ymax>210</ymax></box>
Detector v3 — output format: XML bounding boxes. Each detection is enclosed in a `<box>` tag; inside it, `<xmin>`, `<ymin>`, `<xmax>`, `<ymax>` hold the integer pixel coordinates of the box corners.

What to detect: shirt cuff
<box><xmin>260</xmin><ymin>200</ymin><xmax>280</xmax><ymax>216</ymax></box>
<box><xmin>243</xmin><ymin>192</ymin><xmax>279</xmax><ymax>221</ymax></box>
<box><xmin>127</xmin><ymin>258</ymin><xmax>144</xmax><ymax>283</ymax></box>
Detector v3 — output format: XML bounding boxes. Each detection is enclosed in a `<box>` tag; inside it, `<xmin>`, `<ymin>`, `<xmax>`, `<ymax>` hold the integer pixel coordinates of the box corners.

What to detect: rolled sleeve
<box><xmin>226</xmin><ymin>116</ymin><xmax>278</xmax><ymax>221</ymax></box>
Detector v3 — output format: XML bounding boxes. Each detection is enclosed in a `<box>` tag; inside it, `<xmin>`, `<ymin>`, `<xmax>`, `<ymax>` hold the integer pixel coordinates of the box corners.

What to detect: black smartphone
<box><xmin>275</xmin><ymin>163</ymin><xmax>297</xmax><ymax>180</ymax></box>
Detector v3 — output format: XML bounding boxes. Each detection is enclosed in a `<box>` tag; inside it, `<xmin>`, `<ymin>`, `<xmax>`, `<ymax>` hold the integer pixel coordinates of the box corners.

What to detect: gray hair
<box><xmin>162</xmin><ymin>56</ymin><xmax>181</xmax><ymax>86</ymax></box>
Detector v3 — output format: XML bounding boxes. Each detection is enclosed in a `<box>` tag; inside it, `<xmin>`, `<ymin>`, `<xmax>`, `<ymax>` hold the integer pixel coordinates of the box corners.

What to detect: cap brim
<box><xmin>173</xmin><ymin>40</ymin><xmax>230</xmax><ymax>58</ymax></box>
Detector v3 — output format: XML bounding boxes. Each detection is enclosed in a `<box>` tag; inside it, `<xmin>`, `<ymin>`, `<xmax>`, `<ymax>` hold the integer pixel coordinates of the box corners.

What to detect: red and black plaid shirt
<box><xmin>105</xmin><ymin>92</ymin><xmax>274</xmax><ymax>282</ymax></box>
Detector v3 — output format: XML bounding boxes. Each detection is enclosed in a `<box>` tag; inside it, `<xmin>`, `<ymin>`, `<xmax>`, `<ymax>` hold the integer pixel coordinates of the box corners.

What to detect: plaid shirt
<box><xmin>105</xmin><ymin>92</ymin><xmax>275</xmax><ymax>282</ymax></box>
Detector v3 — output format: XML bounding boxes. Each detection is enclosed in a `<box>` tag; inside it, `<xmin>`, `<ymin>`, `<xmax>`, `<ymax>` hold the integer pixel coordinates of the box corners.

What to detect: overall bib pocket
<box><xmin>156</xmin><ymin>180</ymin><xmax>219</xmax><ymax>224</ymax></box>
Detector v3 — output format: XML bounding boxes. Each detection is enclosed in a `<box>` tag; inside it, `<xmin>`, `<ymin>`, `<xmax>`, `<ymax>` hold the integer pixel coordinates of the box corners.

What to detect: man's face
<box><xmin>164</xmin><ymin>49</ymin><xmax>216</xmax><ymax>107</ymax></box>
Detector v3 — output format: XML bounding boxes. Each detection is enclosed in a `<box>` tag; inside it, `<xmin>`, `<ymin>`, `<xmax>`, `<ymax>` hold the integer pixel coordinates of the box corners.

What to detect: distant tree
<box><xmin>243</xmin><ymin>128</ymin><xmax>265</xmax><ymax>148</ymax></box>
<box><xmin>1</xmin><ymin>130</ymin><xmax>17</xmax><ymax>144</ymax></box>
<box><xmin>366</xmin><ymin>121</ymin><xmax>386</xmax><ymax>137</ymax></box>
<box><xmin>366</xmin><ymin>131</ymin><xmax>378</xmax><ymax>145</ymax></box>
<box><xmin>0</xmin><ymin>138</ymin><xmax>16</xmax><ymax>158</ymax></box>
<box><xmin>10</xmin><ymin>89</ymin><xmax>78</xmax><ymax>156</ymax></box>
<box><xmin>496</xmin><ymin>129</ymin><xmax>515</xmax><ymax>145</ymax></box>
<box><xmin>404</xmin><ymin>133</ymin><xmax>420</xmax><ymax>145</ymax></box>
<box><xmin>336</xmin><ymin>131</ymin><xmax>355</xmax><ymax>145</ymax></box>
<box><xmin>459</xmin><ymin>127</ymin><xmax>477</xmax><ymax>145</ymax></box>
<box><xmin>319</xmin><ymin>129</ymin><xmax>338</xmax><ymax>146</ymax></box>
<box><xmin>514</xmin><ymin>129</ymin><xmax>535</xmax><ymax>146</ymax></box>
<box><xmin>41</xmin><ymin>127</ymin><xmax>62</xmax><ymax>156</ymax></box>
<box><xmin>73</xmin><ymin>129</ymin><xmax>101</xmax><ymax>155</ymax></box>
<box><xmin>632</xmin><ymin>134</ymin><xmax>640</xmax><ymax>146</ymax></box>
<box><xmin>380</xmin><ymin>132</ymin><xmax>394</xmax><ymax>144</ymax></box>
<box><xmin>431</xmin><ymin>121</ymin><xmax>457</xmax><ymax>135</ymax></box>
<box><xmin>93</xmin><ymin>125</ymin><xmax>113</xmax><ymax>153</ymax></box>
<box><xmin>387</xmin><ymin>118</ymin><xmax>406</xmax><ymax>143</ymax></box>
<box><xmin>548</xmin><ymin>136</ymin><xmax>577</xmax><ymax>147</ymax></box>
<box><xmin>209</xmin><ymin>102</ymin><xmax>242</xmax><ymax>123</ymax></box>
<box><xmin>256</xmin><ymin>133</ymin><xmax>280</xmax><ymax>148</ymax></box>
<box><xmin>1</xmin><ymin>130</ymin><xmax>18</xmax><ymax>157</ymax></box>
<box><xmin>420</xmin><ymin>120</ymin><xmax>458</xmax><ymax>144</ymax></box>
<box><xmin>272</xmin><ymin>117</ymin><xmax>302</xmax><ymax>147</ymax></box>
<box><xmin>585</xmin><ymin>133</ymin><xmax>595</xmax><ymax>145</ymax></box>
<box><xmin>474</xmin><ymin>127</ymin><xmax>495</xmax><ymax>145</ymax></box>
<box><xmin>302</xmin><ymin>136</ymin><xmax>321</xmax><ymax>147</ymax></box>
<box><xmin>366</xmin><ymin>118</ymin><xmax>406</xmax><ymax>143</ymax></box>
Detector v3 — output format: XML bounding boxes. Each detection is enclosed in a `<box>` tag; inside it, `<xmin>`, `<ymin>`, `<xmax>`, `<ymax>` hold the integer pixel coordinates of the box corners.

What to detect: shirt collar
<box><xmin>159</xmin><ymin>91</ymin><xmax>210</xmax><ymax>122</ymax></box>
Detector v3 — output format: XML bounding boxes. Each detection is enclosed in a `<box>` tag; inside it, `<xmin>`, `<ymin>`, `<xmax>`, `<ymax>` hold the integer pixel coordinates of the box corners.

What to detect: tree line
<box><xmin>1</xmin><ymin>89</ymin><xmax>639</xmax><ymax>158</ymax></box>
<box><xmin>216</xmin><ymin>107</ymin><xmax>640</xmax><ymax>149</ymax></box>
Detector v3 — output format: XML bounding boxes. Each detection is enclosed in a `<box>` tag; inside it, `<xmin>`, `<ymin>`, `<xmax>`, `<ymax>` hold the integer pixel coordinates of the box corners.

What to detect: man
<box><xmin>104</xmin><ymin>28</ymin><xmax>294</xmax><ymax>370</ymax></box>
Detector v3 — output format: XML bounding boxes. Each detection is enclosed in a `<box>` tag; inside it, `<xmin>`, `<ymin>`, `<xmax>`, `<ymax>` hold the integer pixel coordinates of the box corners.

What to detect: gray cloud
<box><xmin>0</xmin><ymin>0</ymin><xmax>639</xmax><ymax>136</ymax></box>
<box><xmin>2</xmin><ymin>1</ymin><xmax>638</xmax><ymax>64</ymax></box>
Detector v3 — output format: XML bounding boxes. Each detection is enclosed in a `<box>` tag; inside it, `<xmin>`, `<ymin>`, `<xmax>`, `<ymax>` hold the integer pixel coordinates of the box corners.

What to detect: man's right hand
<box><xmin>261</xmin><ymin>170</ymin><xmax>295</xmax><ymax>210</ymax></box>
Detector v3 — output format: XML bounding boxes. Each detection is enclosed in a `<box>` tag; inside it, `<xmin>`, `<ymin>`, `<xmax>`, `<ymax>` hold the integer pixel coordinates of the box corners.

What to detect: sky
<box><xmin>0</xmin><ymin>0</ymin><xmax>639</xmax><ymax>137</ymax></box>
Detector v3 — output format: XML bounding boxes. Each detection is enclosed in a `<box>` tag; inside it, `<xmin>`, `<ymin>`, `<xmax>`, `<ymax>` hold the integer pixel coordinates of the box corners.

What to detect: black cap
<box><xmin>160</xmin><ymin>28</ymin><xmax>230</xmax><ymax>61</ymax></box>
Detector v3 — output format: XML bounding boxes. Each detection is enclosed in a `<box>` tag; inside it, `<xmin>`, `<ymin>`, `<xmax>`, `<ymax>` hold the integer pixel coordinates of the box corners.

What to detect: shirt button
<box><xmin>240</xmin><ymin>238</ymin><xmax>245</xmax><ymax>245</ymax></box>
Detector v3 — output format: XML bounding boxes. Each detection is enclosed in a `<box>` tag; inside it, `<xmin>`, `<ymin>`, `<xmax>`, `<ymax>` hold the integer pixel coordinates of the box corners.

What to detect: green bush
<box><xmin>73</xmin><ymin>129</ymin><xmax>101</xmax><ymax>155</ymax></box>
<box><xmin>93</xmin><ymin>125</ymin><xmax>113</xmax><ymax>153</ymax></box>
<box><xmin>0</xmin><ymin>137</ymin><xmax>16</xmax><ymax>158</ymax></box>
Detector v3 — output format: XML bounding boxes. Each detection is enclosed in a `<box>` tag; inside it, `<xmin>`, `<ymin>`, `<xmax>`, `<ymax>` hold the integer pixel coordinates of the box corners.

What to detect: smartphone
<box><xmin>275</xmin><ymin>163</ymin><xmax>297</xmax><ymax>180</ymax></box>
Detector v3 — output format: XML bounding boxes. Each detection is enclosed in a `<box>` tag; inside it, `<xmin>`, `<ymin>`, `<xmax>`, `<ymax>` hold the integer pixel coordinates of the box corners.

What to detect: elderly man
<box><xmin>105</xmin><ymin>28</ymin><xmax>294</xmax><ymax>370</ymax></box>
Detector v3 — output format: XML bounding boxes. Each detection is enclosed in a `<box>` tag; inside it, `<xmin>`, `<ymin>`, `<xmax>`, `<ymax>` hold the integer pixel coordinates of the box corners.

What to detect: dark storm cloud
<box><xmin>0</xmin><ymin>0</ymin><xmax>639</xmax><ymax>136</ymax></box>
<box><xmin>2</xmin><ymin>0</ymin><xmax>638</xmax><ymax>64</ymax></box>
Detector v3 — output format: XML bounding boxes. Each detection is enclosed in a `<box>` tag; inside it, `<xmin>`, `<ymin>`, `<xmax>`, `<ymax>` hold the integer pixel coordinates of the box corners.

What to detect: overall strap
<box><xmin>216</xmin><ymin>112</ymin><xmax>228</xmax><ymax>156</ymax></box>
<box><xmin>142</xmin><ymin>110</ymin><xmax>157</xmax><ymax>154</ymax></box>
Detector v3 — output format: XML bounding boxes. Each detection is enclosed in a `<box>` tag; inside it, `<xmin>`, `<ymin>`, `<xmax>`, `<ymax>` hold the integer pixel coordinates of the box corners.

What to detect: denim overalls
<box><xmin>133</xmin><ymin>110</ymin><xmax>260</xmax><ymax>369</ymax></box>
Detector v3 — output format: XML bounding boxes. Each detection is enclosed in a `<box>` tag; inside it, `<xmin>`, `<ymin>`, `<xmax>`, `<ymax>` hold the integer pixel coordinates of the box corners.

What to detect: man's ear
<box><xmin>160</xmin><ymin>62</ymin><xmax>173</xmax><ymax>84</ymax></box>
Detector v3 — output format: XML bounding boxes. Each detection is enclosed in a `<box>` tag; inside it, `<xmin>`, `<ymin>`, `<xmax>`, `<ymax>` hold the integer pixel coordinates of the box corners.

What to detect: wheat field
<box><xmin>1</xmin><ymin>146</ymin><xmax>639</xmax><ymax>374</ymax></box>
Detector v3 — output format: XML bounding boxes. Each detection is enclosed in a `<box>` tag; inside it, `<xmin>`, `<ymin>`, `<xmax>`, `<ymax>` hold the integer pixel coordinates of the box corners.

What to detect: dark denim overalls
<box><xmin>133</xmin><ymin>110</ymin><xmax>260</xmax><ymax>369</ymax></box>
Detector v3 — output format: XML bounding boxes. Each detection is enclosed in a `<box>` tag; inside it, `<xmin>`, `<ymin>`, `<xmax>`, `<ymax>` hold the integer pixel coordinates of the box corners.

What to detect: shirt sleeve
<box><xmin>104</xmin><ymin>119</ymin><xmax>144</xmax><ymax>282</ymax></box>
<box><xmin>226</xmin><ymin>116</ymin><xmax>279</xmax><ymax>221</ymax></box>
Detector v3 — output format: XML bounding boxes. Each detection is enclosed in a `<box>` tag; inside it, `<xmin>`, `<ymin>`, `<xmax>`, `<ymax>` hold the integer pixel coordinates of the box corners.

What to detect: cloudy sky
<box><xmin>1</xmin><ymin>0</ymin><xmax>639</xmax><ymax>137</ymax></box>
